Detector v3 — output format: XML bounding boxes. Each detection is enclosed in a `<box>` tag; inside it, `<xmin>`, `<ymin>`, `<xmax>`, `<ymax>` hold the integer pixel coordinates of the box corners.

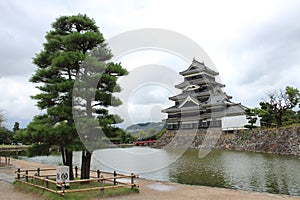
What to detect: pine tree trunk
<box><xmin>61</xmin><ymin>146</ymin><xmax>66</xmax><ymax>165</ymax></box>
<box><xmin>81</xmin><ymin>150</ymin><xmax>92</xmax><ymax>179</ymax></box>
<box><xmin>64</xmin><ymin>149</ymin><xmax>74</xmax><ymax>180</ymax></box>
<box><xmin>80</xmin><ymin>96</ymin><xmax>93</xmax><ymax>180</ymax></box>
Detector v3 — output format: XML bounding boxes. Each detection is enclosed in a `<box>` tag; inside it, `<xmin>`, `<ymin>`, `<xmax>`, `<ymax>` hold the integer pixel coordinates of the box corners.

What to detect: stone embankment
<box><xmin>155</xmin><ymin>126</ymin><xmax>300</xmax><ymax>156</ymax></box>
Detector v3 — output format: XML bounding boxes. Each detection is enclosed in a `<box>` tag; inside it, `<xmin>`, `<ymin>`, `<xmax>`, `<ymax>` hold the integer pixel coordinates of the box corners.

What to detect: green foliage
<box><xmin>126</xmin><ymin>122</ymin><xmax>166</xmax><ymax>142</ymax></box>
<box><xmin>13</xmin><ymin>115</ymin><xmax>55</xmax><ymax>145</ymax></box>
<box><xmin>236</xmin><ymin>131</ymin><xmax>249</xmax><ymax>144</ymax></box>
<box><xmin>29</xmin><ymin>14</ymin><xmax>107</xmax><ymax>179</ymax></box>
<box><xmin>28</xmin><ymin>13</ymin><xmax>128</xmax><ymax>179</ymax></box>
<box><xmin>286</xmin><ymin>86</ymin><xmax>300</xmax><ymax>108</ymax></box>
<box><xmin>115</xmin><ymin>128</ymin><xmax>135</xmax><ymax>143</ymax></box>
<box><xmin>126</xmin><ymin>122</ymin><xmax>166</xmax><ymax>140</ymax></box>
<box><xmin>156</xmin><ymin>129</ymin><xmax>167</xmax><ymax>139</ymax></box>
<box><xmin>73</xmin><ymin>42</ymin><xmax>128</xmax><ymax>155</ymax></box>
<box><xmin>30</xmin><ymin>13</ymin><xmax>104</xmax><ymax>146</ymax></box>
<box><xmin>282</xmin><ymin>109</ymin><xmax>299</xmax><ymax>126</ymax></box>
<box><xmin>244</xmin><ymin>108</ymin><xmax>258</xmax><ymax>130</ymax></box>
<box><xmin>13</xmin><ymin>122</ymin><xmax>20</xmax><ymax>133</ymax></box>
<box><xmin>100</xmin><ymin>126</ymin><xmax>134</xmax><ymax>144</ymax></box>
<box><xmin>258</xmin><ymin>102</ymin><xmax>275</xmax><ymax>128</ymax></box>
<box><xmin>241</xmin><ymin>132</ymin><xmax>249</xmax><ymax>141</ymax></box>
<box><xmin>258</xmin><ymin>86</ymin><xmax>300</xmax><ymax>127</ymax></box>
<box><xmin>27</xmin><ymin>143</ymin><xmax>51</xmax><ymax>157</ymax></box>
<box><xmin>0</xmin><ymin>127</ymin><xmax>13</xmax><ymax>144</ymax></box>
<box><xmin>13</xmin><ymin>129</ymin><xmax>30</xmax><ymax>145</ymax></box>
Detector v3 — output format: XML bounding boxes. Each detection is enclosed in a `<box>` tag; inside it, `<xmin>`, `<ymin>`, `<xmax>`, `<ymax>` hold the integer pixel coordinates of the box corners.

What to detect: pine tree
<box><xmin>31</xmin><ymin>14</ymin><xmax>104</xmax><ymax>179</ymax></box>
<box><xmin>244</xmin><ymin>108</ymin><xmax>258</xmax><ymax>130</ymax></box>
<box><xmin>13</xmin><ymin>122</ymin><xmax>20</xmax><ymax>133</ymax></box>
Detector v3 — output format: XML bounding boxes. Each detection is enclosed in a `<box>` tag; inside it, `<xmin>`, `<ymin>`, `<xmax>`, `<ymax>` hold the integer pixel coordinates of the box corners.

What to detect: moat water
<box><xmin>19</xmin><ymin>148</ymin><xmax>300</xmax><ymax>196</ymax></box>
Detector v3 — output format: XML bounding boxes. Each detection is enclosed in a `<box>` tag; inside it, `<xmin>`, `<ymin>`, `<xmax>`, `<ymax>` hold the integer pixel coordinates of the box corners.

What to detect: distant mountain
<box><xmin>125</xmin><ymin>122</ymin><xmax>166</xmax><ymax>134</ymax></box>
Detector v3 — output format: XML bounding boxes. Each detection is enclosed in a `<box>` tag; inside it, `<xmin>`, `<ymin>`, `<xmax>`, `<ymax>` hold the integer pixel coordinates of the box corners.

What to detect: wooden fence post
<box><xmin>46</xmin><ymin>176</ymin><xmax>49</xmax><ymax>188</ymax></box>
<box><xmin>75</xmin><ymin>166</ymin><xmax>78</xmax><ymax>178</ymax></box>
<box><xmin>100</xmin><ymin>175</ymin><xmax>104</xmax><ymax>194</ymax></box>
<box><xmin>37</xmin><ymin>168</ymin><xmax>40</xmax><ymax>176</ymax></box>
<box><xmin>113</xmin><ymin>171</ymin><xmax>117</xmax><ymax>185</ymax></box>
<box><xmin>131</xmin><ymin>173</ymin><xmax>135</xmax><ymax>189</ymax></box>
<box><xmin>61</xmin><ymin>181</ymin><xmax>65</xmax><ymax>195</ymax></box>
<box><xmin>97</xmin><ymin>170</ymin><xmax>100</xmax><ymax>182</ymax></box>
<box><xmin>100</xmin><ymin>175</ymin><xmax>104</xmax><ymax>185</ymax></box>
<box><xmin>25</xmin><ymin>170</ymin><xmax>28</xmax><ymax>182</ymax></box>
<box><xmin>17</xmin><ymin>168</ymin><xmax>20</xmax><ymax>180</ymax></box>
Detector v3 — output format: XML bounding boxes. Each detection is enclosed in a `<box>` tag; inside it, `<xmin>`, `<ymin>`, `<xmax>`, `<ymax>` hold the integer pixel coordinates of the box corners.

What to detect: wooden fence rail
<box><xmin>15</xmin><ymin>167</ymin><xmax>139</xmax><ymax>196</ymax></box>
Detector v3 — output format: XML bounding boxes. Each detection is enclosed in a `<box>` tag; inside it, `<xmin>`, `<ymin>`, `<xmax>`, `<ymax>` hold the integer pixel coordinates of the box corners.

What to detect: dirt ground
<box><xmin>0</xmin><ymin>158</ymin><xmax>299</xmax><ymax>200</ymax></box>
<box><xmin>0</xmin><ymin>158</ymin><xmax>55</xmax><ymax>200</ymax></box>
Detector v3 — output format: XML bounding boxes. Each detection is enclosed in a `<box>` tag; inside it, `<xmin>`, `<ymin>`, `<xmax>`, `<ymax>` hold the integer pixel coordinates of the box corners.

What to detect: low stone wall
<box><xmin>155</xmin><ymin>126</ymin><xmax>300</xmax><ymax>156</ymax></box>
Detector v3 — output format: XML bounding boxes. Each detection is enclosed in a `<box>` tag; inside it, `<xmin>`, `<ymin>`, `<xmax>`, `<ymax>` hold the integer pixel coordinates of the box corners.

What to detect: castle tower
<box><xmin>162</xmin><ymin>58</ymin><xmax>247</xmax><ymax>131</ymax></box>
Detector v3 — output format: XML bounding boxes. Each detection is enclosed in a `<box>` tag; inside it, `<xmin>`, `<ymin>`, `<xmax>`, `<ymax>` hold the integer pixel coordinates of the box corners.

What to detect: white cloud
<box><xmin>0</xmin><ymin>76</ymin><xmax>41</xmax><ymax>128</ymax></box>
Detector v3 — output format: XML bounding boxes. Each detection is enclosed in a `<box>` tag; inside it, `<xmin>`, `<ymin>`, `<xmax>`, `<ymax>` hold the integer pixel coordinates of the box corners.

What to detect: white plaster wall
<box><xmin>222</xmin><ymin>115</ymin><xmax>260</xmax><ymax>130</ymax></box>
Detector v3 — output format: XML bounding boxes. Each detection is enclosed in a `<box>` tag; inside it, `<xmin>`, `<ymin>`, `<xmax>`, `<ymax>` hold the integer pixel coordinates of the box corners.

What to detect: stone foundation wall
<box><xmin>155</xmin><ymin>126</ymin><xmax>300</xmax><ymax>156</ymax></box>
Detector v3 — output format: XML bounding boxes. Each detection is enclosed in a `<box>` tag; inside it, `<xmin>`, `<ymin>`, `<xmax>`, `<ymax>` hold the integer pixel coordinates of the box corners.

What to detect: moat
<box><xmin>19</xmin><ymin>147</ymin><xmax>300</xmax><ymax>196</ymax></box>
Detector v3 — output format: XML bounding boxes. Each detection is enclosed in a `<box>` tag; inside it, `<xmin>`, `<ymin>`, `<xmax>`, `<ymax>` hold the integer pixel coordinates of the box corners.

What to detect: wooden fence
<box><xmin>15</xmin><ymin>167</ymin><xmax>139</xmax><ymax>196</ymax></box>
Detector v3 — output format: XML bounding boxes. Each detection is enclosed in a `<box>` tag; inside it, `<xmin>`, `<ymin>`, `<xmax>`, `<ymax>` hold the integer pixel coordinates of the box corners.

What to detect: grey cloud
<box><xmin>116</xmin><ymin>64</ymin><xmax>182</xmax><ymax>105</ymax></box>
<box><xmin>1</xmin><ymin>0</ymin><xmax>300</xmax><ymax>128</ymax></box>
<box><xmin>228</xmin><ymin>5</ymin><xmax>300</xmax><ymax>88</ymax></box>
<box><xmin>0</xmin><ymin>2</ymin><xmax>43</xmax><ymax>76</ymax></box>
<box><xmin>0</xmin><ymin>0</ymin><xmax>73</xmax><ymax>77</ymax></box>
<box><xmin>129</xmin><ymin>85</ymin><xmax>173</xmax><ymax>105</ymax></box>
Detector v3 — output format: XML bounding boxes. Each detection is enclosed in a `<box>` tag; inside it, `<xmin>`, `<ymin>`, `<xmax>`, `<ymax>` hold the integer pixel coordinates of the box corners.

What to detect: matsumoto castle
<box><xmin>163</xmin><ymin>58</ymin><xmax>255</xmax><ymax>131</ymax></box>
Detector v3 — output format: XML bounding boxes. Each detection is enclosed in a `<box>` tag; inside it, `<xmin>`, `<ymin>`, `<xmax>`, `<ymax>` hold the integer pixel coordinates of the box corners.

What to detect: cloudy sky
<box><xmin>1</xmin><ymin>0</ymin><xmax>300</xmax><ymax>129</ymax></box>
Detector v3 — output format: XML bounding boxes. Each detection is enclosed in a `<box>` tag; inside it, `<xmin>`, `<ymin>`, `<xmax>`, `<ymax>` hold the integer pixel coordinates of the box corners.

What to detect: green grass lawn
<box><xmin>14</xmin><ymin>178</ymin><xmax>139</xmax><ymax>200</ymax></box>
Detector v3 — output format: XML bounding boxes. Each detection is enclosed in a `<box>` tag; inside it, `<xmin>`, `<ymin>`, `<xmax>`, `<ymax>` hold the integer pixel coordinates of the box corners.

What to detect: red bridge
<box><xmin>134</xmin><ymin>140</ymin><xmax>157</xmax><ymax>146</ymax></box>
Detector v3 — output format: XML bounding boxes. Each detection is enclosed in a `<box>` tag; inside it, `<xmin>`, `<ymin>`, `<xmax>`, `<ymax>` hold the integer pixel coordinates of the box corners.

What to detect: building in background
<box><xmin>162</xmin><ymin>58</ymin><xmax>257</xmax><ymax>131</ymax></box>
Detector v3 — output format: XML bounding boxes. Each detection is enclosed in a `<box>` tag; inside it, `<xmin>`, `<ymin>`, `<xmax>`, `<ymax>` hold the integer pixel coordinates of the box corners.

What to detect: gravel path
<box><xmin>0</xmin><ymin>158</ymin><xmax>54</xmax><ymax>200</ymax></box>
<box><xmin>0</xmin><ymin>158</ymin><xmax>299</xmax><ymax>200</ymax></box>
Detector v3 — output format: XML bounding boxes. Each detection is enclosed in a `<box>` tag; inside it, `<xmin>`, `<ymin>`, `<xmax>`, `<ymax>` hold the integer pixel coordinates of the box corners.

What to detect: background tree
<box><xmin>244</xmin><ymin>108</ymin><xmax>258</xmax><ymax>130</ymax></box>
<box><xmin>282</xmin><ymin>109</ymin><xmax>299</xmax><ymax>126</ymax></box>
<box><xmin>31</xmin><ymin>14</ymin><xmax>104</xmax><ymax>179</ymax></box>
<box><xmin>0</xmin><ymin>127</ymin><xmax>13</xmax><ymax>144</ymax></box>
<box><xmin>13</xmin><ymin>122</ymin><xmax>20</xmax><ymax>133</ymax></box>
<box><xmin>15</xmin><ymin>115</ymin><xmax>54</xmax><ymax>144</ymax></box>
<box><xmin>13</xmin><ymin>129</ymin><xmax>31</xmax><ymax>145</ymax></box>
<box><xmin>0</xmin><ymin>109</ymin><xmax>13</xmax><ymax>144</ymax></box>
<box><xmin>259</xmin><ymin>86</ymin><xmax>300</xmax><ymax>127</ymax></box>
<box><xmin>258</xmin><ymin>102</ymin><xmax>275</xmax><ymax>127</ymax></box>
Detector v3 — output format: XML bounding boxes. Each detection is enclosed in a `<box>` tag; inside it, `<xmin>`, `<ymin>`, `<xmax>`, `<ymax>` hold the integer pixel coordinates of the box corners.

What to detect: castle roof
<box><xmin>175</xmin><ymin>79</ymin><xmax>225</xmax><ymax>89</ymax></box>
<box><xmin>169</xmin><ymin>91</ymin><xmax>210</xmax><ymax>101</ymax></box>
